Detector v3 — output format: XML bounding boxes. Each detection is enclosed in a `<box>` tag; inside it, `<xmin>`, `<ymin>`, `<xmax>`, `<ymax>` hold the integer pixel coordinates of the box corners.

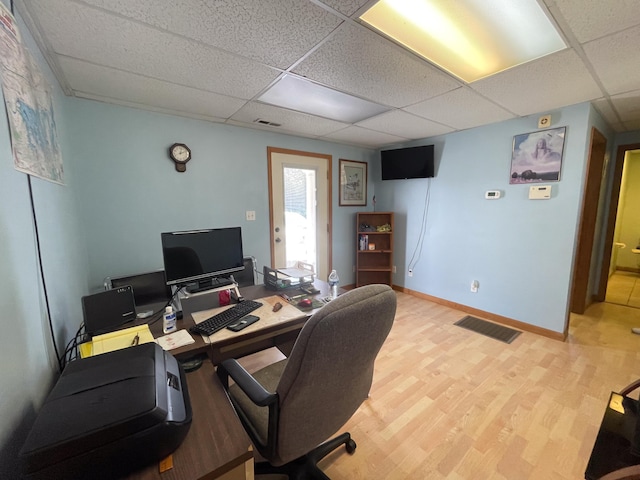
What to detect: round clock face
<box><xmin>169</xmin><ymin>143</ymin><xmax>191</xmax><ymax>172</ymax></box>
<box><xmin>170</xmin><ymin>143</ymin><xmax>190</xmax><ymax>163</ymax></box>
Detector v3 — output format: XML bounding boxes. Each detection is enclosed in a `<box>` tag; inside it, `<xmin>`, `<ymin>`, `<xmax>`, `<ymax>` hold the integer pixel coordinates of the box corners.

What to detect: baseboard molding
<box><xmin>616</xmin><ymin>266</ymin><xmax>640</xmax><ymax>274</ymax></box>
<box><xmin>391</xmin><ymin>284</ymin><xmax>566</xmax><ymax>341</ymax></box>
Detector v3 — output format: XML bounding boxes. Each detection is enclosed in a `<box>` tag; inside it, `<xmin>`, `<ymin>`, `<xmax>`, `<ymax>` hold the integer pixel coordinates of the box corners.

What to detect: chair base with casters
<box><xmin>254</xmin><ymin>432</ymin><xmax>356</xmax><ymax>480</ymax></box>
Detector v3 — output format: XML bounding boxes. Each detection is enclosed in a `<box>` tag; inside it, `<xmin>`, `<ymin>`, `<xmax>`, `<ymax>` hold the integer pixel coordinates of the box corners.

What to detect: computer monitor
<box><xmin>106</xmin><ymin>270</ymin><xmax>171</xmax><ymax>307</ymax></box>
<box><xmin>161</xmin><ymin>227</ymin><xmax>244</xmax><ymax>292</ymax></box>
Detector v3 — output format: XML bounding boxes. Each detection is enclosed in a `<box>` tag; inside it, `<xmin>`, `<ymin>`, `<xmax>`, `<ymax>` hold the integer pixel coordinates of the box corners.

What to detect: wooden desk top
<box><xmin>146</xmin><ymin>279</ymin><xmax>332</xmax><ymax>360</ymax></box>
<box><xmin>129</xmin><ymin>361</ymin><xmax>252</xmax><ymax>479</ymax></box>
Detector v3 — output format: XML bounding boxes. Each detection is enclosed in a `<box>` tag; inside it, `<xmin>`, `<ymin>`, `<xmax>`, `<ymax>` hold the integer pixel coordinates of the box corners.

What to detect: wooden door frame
<box><xmin>266</xmin><ymin>146</ymin><xmax>332</xmax><ymax>274</ymax></box>
<box><xmin>568</xmin><ymin>128</ymin><xmax>607</xmax><ymax>322</ymax></box>
<box><xmin>595</xmin><ymin>142</ymin><xmax>640</xmax><ymax>301</ymax></box>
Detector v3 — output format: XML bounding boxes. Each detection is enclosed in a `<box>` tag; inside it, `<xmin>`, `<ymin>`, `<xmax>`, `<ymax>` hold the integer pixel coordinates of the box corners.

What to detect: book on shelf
<box><xmin>359</xmin><ymin>234</ymin><xmax>369</xmax><ymax>251</ymax></box>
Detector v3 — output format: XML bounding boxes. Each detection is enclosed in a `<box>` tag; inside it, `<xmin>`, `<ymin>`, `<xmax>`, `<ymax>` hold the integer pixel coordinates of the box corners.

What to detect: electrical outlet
<box><xmin>408</xmin><ymin>269</ymin><xmax>413</xmax><ymax>277</ymax></box>
<box><xmin>471</xmin><ymin>280</ymin><xmax>479</xmax><ymax>293</ymax></box>
<box><xmin>246</xmin><ymin>210</ymin><xmax>256</xmax><ymax>221</ymax></box>
<box><xmin>393</xmin><ymin>265</ymin><xmax>396</xmax><ymax>273</ymax></box>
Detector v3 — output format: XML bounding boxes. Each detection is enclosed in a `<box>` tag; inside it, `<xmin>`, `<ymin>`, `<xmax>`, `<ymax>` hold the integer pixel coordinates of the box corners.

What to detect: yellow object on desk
<box><xmin>79</xmin><ymin>324</ymin><xmax>154</xmax><ymax>358</ymax></box>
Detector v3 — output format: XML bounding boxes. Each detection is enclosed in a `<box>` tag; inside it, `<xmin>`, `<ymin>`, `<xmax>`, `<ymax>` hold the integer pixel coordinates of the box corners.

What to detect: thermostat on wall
<box><xmin>485</xmin><ymin>190</ymin><xmax>501</xmax><ymax>199</ymax></box>
<box><xmin>529</xmin><ymin>185</ymin><xmax>552</xmax><ymax>199</ymax></box>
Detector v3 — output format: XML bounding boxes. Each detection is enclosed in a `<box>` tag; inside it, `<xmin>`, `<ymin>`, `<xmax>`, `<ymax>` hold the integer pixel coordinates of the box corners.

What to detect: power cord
<box><xmin>407</xmin><ymin>178</ymin><xmax>432</xmax><ymax>274</ymax></box>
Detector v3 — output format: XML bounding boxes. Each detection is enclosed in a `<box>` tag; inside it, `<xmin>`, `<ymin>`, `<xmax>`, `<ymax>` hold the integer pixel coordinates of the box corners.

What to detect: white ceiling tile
<box><xmin>405</xmin><ymin>88</ymin><xmax>515</xmax><ymax>130</ymax></box>
<box><xmin>623</xmin><ymin>119</ymin><xmax>640</xmax><ymax>130</ymax></box>
<box><xmin>357</xmin><ymin>110</ymin><xmax>454</xmax><ymax>139</ymax></box>
<box><xmin>584</xmin><ymin>25</ymin><xmax>640</xmax><ymax>96</ymax></box>
<box><xmin>472</xmin><ymin>49</ymin><xmax>602</xmax><ymax>116</ymax></box>
<box><xmin>550</xmin><ymin>0</ymin><xmax>640</xmax><ymax>43</ymax></box>
<box><xmin>25</xmin><ymin>0</ymin><xmax>280</xmax><ymax>99</ymax></box>
<box><xmin>58</xmin><ymin>57</ymin><xmax>246</xmax><ymax>120</ymax></box>
<box><xmin>80</xmin><ymin>0</ymin><xmax>343</xmax><ymax>69</ymax></box>
<box><xmin>322</xmin><ymin>125</ymin><xmax>407</xmax><ymax>148</ymax></box>
<box><xmin>591</xmin><ymin>98</ymin><xmax>621</xmax><ymax>126</ymax></box>
<box><xmin>229</xmin><ymin>102</ymin><xmax>349</xmax><ymax>137</ymax></box>
<box><xmin>293</xmin><ymin>23</ymin><xmax>460</xmax><ymax>108</ymax></box>
<box><xmin>610</xmin><ymin>91</ymin><xmax>640</xmax><ymax>121</ymax></box>
<box><xmin>17</xmin><ymin>0</ymin><xmax>640</xmax><ymax>146</ymax></box>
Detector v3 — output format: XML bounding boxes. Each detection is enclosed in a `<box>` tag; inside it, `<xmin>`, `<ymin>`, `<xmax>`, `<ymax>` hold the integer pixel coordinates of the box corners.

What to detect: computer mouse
<box><xmin>298</xmin><ymin>298</ymin><xmax>312</xmax><ymax>307</ymax></box>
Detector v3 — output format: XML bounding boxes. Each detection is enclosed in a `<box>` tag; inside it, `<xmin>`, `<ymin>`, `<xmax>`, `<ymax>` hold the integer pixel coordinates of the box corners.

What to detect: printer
<box><xmin>20</xmin><ymin>343</ymin><xmax>192</xmax><ymax>479</ymax></box>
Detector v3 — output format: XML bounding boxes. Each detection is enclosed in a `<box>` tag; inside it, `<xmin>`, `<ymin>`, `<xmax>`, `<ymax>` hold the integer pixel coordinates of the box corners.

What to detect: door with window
<box><xmin>268</xmin><ymin>147</ymin><xmax>331</xmax><ymax>281</ymax></box>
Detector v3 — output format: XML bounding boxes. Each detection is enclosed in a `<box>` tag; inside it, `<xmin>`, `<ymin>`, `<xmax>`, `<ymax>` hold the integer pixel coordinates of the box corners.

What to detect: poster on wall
<box><xmin>509</xmin><ymin>126</ymin><xmax>566</xmax><ymax>184</ymax></box>
<box><xmin>0</xmin><ymin>3</ymin><xmax>64</xmax><ymax>185</ymax></box>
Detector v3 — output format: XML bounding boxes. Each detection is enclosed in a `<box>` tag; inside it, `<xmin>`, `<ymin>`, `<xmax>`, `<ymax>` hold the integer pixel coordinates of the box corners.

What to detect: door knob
<box><xmin>275</xmin><ymin>227</ymin><xmax>280</xmax><ymax>232</ymax></box>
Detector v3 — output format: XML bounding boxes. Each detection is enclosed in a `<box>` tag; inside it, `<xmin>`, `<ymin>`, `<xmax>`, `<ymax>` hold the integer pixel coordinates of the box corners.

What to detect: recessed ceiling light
<box><xmin>257</xmin><ymin>75</ymin><xmax>390</xmax><ymax>123</ymax></box>
<box><xmin>360</xmin><ymin>0</ymin><xmax>566</xmax><ymax>83</ymax></box>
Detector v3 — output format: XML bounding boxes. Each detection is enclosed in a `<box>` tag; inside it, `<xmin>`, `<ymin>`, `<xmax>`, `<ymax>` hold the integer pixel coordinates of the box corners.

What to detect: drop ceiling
<box><xmin>16</xmin><ymin>0</ymin><xmax>640</xmax><ymax>149</ymax></box>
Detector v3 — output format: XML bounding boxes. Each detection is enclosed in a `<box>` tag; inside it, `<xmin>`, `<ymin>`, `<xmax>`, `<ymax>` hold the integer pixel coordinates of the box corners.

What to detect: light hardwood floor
<box><xmin>606</xmin><ymin>271</ymin><xmax>640</xmax><ymax>308</ymax></box>
<box><xmin>240</xmin><ymin>291</ymin><xmax>640</xmax><ymax>479</ymax></box>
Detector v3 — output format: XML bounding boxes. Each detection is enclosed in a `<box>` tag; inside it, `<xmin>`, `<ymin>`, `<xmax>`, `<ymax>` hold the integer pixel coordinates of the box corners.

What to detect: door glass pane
<box><xmin>284</xmin><ymin>167</ymin><xmax>317</xmax><ymax>272</ymax></box>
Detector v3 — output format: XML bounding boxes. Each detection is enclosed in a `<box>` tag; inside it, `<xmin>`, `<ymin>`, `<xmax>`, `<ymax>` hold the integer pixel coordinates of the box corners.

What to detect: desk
<box><xmin>129</xmin><ymin>361</ymin><xmax>253</xmax><ymax>480</ymax></box>
<box><xmin>197</xmin><ymin>280</ymin><xmax>332</xmax><ymax>365</ymax></box>
<box><xmin>146</xmin><ymin>280</ymin><xmax>332</xmax><ymax>363</ymax></box>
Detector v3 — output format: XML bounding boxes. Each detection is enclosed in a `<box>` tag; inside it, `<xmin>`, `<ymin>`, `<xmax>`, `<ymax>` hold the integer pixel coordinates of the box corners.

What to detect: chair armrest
<box><xmin>218</xmin><ymin>359</ymin><xmax>277</xmax><ymax>407</ymax></box>
<box><xmin>620</xmin><ymin>379</ymin><xmax>640</xmax><ymax>397</ymax></box>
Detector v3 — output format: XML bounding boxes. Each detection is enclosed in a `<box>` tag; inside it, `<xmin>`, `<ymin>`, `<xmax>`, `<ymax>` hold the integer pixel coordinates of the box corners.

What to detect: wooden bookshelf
<box><xmin>356</xmin><ymin>212</ymin><xmax>394</xmax><ymax>287</ymax></box>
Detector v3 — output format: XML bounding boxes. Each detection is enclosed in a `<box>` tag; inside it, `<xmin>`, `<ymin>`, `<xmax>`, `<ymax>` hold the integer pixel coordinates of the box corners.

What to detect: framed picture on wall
<box><xmin>509</xmin><ymin>126</ymin><xmax>566</xmax><ymax>184</ymax></box>
<box><xmin>339</xmin><ymin>159</ymin><xmax>367</xmax><ymax>206</ymax></box>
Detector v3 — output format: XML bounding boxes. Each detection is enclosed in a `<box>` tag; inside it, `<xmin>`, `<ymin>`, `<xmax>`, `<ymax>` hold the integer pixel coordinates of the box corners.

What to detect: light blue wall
<box><xmin>0</xmin><ymin>2</ymin><xmax>89</xmax><ymax>474</ymax></box>
<box><xmin>63</xmin><ymin>99</ymin><xmax>375</xmax><ymax>291</ymax></box>
<box><xmin>373</xmin><ymin>103</ymin><xmax>598</xmax><ymax>333</ymax></box>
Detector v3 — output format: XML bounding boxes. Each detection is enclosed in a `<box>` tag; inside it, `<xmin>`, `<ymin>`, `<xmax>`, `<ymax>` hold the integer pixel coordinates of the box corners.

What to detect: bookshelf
<box><xmin>356</xmin><ymin>212</ymin><xmax>394</xmax><ymax>287</ymax></box>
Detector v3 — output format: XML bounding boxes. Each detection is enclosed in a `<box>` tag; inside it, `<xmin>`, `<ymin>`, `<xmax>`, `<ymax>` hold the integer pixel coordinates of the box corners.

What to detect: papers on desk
<box><xmin>79</xmin><ymin>324</ymin><xmax>154</xmax><ymax>358</ymax></box>
<box><xmin>155</xmin><ymin>329</ymin><xmax>195</xmax><ymax>351</ymax></box>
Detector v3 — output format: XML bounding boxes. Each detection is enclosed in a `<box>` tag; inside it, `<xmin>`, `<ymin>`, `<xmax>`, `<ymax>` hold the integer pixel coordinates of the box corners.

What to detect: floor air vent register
<box><xmin>454</xmin><ymin>316</ymin><xmax>522</xmax><ymax>344</ymax></box>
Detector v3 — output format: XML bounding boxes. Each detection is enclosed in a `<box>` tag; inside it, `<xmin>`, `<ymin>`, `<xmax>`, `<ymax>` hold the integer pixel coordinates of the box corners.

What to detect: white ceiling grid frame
<box><xmin>15</xmin><ymin>0</ymin><xmax>640</xmax><ymax>147</ymax></box>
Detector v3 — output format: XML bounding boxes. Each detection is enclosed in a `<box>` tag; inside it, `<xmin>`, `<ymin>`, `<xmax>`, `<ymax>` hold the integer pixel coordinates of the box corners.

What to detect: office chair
<box><xmin>217</xmin><ymin>284</ymin><xmax>396</xmax><ymax>479</ymax></box>
<box><xmin>232</xmin><ymin>256</ymin><xmax>257</xmax><ymax>287</ymax></box>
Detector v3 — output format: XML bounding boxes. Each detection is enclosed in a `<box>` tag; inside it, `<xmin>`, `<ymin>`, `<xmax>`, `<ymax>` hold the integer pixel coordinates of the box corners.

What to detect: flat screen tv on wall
<box><xmin>381</xmin><ymin>145</ymin><xmax>435</xmax><ymax>180</ymax></box>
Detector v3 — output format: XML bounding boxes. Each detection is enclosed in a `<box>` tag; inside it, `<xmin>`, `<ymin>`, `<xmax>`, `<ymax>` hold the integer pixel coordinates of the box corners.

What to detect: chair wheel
<box><xmin>345</xmin><ymin>438</ymin><xmax>356</xmax><ymax>454</ymax></box>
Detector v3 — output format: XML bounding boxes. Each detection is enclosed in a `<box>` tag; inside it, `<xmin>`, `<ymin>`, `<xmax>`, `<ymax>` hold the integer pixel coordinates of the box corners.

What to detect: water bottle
<box><xmin>328</xmin><ymin>269</ymin><xmax>339</xmax><ymax>300</ymax></box>
<box><xmin>163</xmin><ymin>306</ymin><xmax>177</xmax><ymax>334</ymax></box>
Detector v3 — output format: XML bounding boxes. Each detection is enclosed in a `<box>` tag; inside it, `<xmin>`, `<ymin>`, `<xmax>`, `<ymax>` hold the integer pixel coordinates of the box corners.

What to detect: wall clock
<box><xmin>169</xmin><ymin>143</ymin><xmax>191</xmax><ymax>172</ymax></box>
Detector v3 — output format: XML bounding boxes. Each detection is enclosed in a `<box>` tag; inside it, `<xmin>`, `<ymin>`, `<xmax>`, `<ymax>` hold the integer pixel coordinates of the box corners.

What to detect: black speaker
<box><xmin>82</xmin><ymin>286</ymin><xmax>136</xmax><ymax>337</ymax></box>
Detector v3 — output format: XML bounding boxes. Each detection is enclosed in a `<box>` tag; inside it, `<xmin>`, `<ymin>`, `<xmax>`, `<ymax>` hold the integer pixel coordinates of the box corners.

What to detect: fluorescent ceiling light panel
<box><xmin>257</xmin><ymin>75</ymin><xmax>390</xmax><ymax>123</ymax></box>
<box><xmin>360</xmin><ymin>0</ymin><xmax>566</xmax><ymax>83</ymax></box>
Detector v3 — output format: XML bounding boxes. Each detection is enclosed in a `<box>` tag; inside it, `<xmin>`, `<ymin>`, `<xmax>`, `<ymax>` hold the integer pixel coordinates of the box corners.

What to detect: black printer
<box><xmin>20</xmin><ymin>342</ymin><xmax>192</xmax><ymax>479</ymax></box>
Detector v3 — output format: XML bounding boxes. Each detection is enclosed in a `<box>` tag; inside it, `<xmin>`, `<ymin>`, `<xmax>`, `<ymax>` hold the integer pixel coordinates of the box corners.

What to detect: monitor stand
<box><xmin>179</xmin><ymin>282</ymin><xmax>242</xmax><ymax>317</ymax></box>
<box><xmin>186</xmin><ymin>276</ymin><xmax>234</xmax><ymax>294</ymax></box>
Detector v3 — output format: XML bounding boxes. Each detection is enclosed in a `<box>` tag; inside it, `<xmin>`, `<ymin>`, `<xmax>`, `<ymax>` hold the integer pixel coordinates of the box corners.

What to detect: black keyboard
<box><xmin>190</xmin><ymin>300</ymin><xmax>262</xmax><ymax>336</ymax></box>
